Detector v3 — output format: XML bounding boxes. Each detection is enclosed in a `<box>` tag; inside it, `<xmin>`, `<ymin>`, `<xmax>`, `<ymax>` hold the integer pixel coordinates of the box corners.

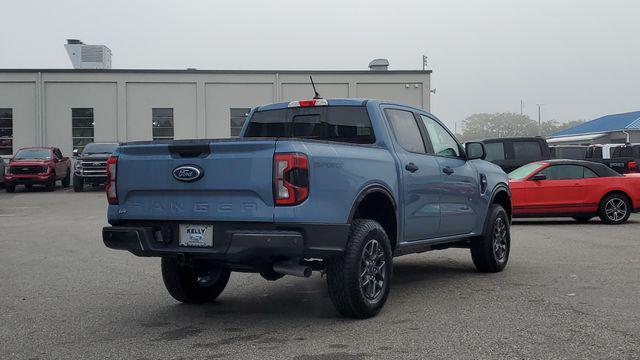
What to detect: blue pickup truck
<box><xmin>102</xmin><ymin>98</ymin><xmax>512</xmax><ymax>318</ymax></box>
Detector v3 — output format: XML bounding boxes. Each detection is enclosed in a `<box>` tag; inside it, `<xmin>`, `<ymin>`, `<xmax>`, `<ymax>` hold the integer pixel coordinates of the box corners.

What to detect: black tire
<box><xmin>61</xmin><ymin>169</ymin><xmax>71</xmax><ymax>187</ymax></box>
<box><xmin>73</xmin><ymin>175</ymin><xmax>83</xmax><ymax>192</ymax></box>
<box><xmin>5</xmin><ymin>184</ymin><xmax>15</xmax><ymax>193</ymax></box>
<box><xmin>470</xmin><ymin>204</ymin><xmax>510</xmax><ymax>273</ymax></box>
<box><xmin>161</xmin><ymin>258</ymin><xmax>230</xmax><ymax>304</ymax></box>
<box><xmin>572</xmin><ymin>216</ymin><xmax>592</xmax><ymax>223</ymax></box>
<box><xmin>326</xmin><ymin>219</ymin><xmax>393</xmax><ymax>319</ymax></box>
<box><xmin>45</xmin><ymin>178</ymin><xmax>55</xmax><ymax>192</ymax></box>
<box><xmin>598</xmin><ymin>193</ymin><xmax>631</xmax><ymax>225</ymax></box>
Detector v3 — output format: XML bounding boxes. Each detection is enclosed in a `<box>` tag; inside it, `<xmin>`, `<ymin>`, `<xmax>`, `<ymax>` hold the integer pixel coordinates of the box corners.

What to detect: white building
<box><xmin>0</xmin><ymin>63</ymin><xmax>431</xmax><ymax>156</ymax></box>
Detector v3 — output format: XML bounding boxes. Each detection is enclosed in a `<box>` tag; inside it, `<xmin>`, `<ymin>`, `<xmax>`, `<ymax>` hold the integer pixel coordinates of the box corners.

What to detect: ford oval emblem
<box><xmin>173</xmin><ymin>165</ymin><xmax>204</xmax><ymax>182</ymax></box>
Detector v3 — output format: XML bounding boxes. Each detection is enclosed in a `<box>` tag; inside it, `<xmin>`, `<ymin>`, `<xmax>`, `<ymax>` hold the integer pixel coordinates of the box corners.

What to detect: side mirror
<box><xmin>465</xmin><ymin>142</ymin><xmax>486</xmax><ymax>160</ymax></box>
<box><xmin>531</xmin><ymin>173</ymin><xmax>547</xmax><ymax>181</ymax></box>
<box><xmin>72</xmin><ymin>149</ymin><xmax>79</xmax><ymax>157</ymax></box>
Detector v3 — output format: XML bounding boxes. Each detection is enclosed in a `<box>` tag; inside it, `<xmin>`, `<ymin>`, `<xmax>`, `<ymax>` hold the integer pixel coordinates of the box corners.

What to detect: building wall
<box><xmin>0</xmin><ymin>70</ymin><xmax>431</xmax><ymax>156</ymax></box>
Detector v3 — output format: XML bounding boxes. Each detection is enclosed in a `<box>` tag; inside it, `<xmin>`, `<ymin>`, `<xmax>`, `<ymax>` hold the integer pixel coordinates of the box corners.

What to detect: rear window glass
<box><xmin>244</xmin><ymin>106</ymin><xmax>375</xmax><ymax>144</ymax></box>
<box><xmin>552</xmin><ymin>146</ymin><xmax>587</xmax><ymax>159</ymax></box>
<box><xmin>484</xmin><ymin>142</ymin><xmax>505</xmax><ymax>161</ymax></box>
<box><xmin>513</xmin><ymin>141</ymin><xmax>543</xmax><ymax>161</ymax></box>
<box><xmin>612</xmin><ymin>145</ymin><xmax>638</xmax><ymax>158</ymax></box>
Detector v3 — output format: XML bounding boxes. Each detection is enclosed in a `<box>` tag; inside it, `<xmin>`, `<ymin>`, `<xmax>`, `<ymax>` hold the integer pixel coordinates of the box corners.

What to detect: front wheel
<box><xmin>73</xmin><ymin>174</ymin><xmax>83</xmax><ymax>192</ymax></box>
<box><xmin>326</xmin><ymin>219</ymin><xmax>393</xmax><ymax>319</ymax></box>
<box><xmin>161</xmin><ymin>258</ymin><xmax>230</xmax><ymax>304</ymax></box>
<box><xmin>598</xmin><ymin>193</ymin><xmax>631</xmax><ymax>225</ymax></box>
<box><xmin>5</xmin><ymin>184</ymin><xmax>15</xmax><ymax>193</ymax></box>
<box><xmin>470</xmin><ymin>204</ymin><xmax>510</xmax><ymax>273</ymax></box>
<box><xmin>44</xmin><ymin>178</ymin><xmax>55</xmax><ymax>192</ymax></box>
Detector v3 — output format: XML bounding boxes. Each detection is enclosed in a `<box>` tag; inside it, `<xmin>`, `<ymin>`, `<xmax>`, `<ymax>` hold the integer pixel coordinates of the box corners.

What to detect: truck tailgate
<box><xmin>115</xmin><ymin>139</ymin><xmax>276</xmax><ymax>222</ymax></box>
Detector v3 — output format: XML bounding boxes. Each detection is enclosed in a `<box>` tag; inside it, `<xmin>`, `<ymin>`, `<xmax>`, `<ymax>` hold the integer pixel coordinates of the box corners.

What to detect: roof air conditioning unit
<box><xmin>64</xmin><ymin>39</ymin><xmax>112</xmax><ymax>69</ymax></box>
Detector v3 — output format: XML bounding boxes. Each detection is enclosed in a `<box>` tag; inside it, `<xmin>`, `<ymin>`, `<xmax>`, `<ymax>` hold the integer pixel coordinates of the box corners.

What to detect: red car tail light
<box><xmin>105</xmin><ymin>156</ymin><xmax>118</xmax><ymax>204</ymax></box>
<box><xmin>628</xmin><ymin>160</ymin><xmax>638</xmax><ymax>172</ymax></box>
<box><xmin>273</xmin><ymin>153</ymin><xmax>309</xmax><ymax>206</ymax></box>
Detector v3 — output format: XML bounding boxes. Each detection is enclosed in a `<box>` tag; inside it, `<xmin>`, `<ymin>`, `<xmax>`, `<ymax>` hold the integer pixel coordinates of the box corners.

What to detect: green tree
<box><xmin>460</xmin><ymin>113</ymin><xmax>538</xmax><ymax>141</ymax></box>
<box><xmin>459</xmin><ymin>113</ymin><xmax>586</xmax><ymax>141</ymax></box>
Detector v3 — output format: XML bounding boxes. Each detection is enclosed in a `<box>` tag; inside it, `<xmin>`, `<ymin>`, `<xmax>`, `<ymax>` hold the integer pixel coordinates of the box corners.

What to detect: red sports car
<box><xmin>509</xmin><ymin>160</ymin><xmax>640</xmax><ymax>224</ymax></box>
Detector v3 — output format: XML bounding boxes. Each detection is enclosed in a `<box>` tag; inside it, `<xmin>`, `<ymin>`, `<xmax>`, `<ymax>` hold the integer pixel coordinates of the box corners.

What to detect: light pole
<box><xmin>536</xmin><ymin>104</ymin><xmax>545</xmax><ymax>136</ymax></box>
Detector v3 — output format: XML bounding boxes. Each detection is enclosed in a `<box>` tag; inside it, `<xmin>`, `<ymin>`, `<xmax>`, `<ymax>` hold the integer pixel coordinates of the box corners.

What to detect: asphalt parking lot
<box><xmin>1</xmin><ymin>187</ymin><xmax>639</xmax><ymax>360</ymax></box>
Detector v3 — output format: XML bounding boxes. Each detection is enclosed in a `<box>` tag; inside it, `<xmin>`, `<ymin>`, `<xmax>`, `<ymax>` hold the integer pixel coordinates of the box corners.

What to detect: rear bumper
<box><xmin>102</xmin><ymin>222</ymin><xmax>349</xmax><ymax>262</ymax></box>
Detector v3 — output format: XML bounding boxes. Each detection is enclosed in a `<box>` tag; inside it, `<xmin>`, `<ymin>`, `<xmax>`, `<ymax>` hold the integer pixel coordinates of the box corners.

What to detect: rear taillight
<box><xmin>273</xmin><ymin>153</ymin><xmax>309</xmax><ymax>206</ymax></box>
<box><xmin>105</xmin><ymin>156</ymin><xmax>118</xmax><ymax>204</ymax></box>
<box><xmin>629</xmin><ymin>161</ymin><xmax>638</xmax><ymax>172</ymax></box>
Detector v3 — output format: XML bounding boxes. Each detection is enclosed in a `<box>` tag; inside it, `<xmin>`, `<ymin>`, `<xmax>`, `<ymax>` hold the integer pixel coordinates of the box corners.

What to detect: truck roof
<box><xmin>254</xmin><ymin>98</ymin><xmax>430</xmax><ymax>114</ymax></box>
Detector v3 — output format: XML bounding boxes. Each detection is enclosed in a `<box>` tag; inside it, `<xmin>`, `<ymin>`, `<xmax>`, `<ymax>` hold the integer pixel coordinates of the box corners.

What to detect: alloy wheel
<box><xmin>492</xmin><ymin>217</ymin><xmax>508</xmax><ymax>263</ymax></box>
<box><xmin>605</xmin><ymin>198</ymin><xmax>627</xmax><ymax>222</ymax></box>
<box><xmin>359</xmin><ymin>239</ymin><xmax>386</xmax><ymax>301</ymax></box>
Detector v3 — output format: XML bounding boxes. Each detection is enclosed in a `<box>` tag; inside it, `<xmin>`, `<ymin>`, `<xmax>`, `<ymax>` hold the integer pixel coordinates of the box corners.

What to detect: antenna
<box><xmin>309</xmin><ymin>76</ymin><xmax>322</xmax><ymax>99</ymax></box>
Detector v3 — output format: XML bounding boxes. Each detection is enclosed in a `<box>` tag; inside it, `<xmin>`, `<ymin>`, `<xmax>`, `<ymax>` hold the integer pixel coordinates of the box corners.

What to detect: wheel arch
<box><xmin>599</xmin><ymin>189</ymin><xmax>632</xmax><ymax>207</ymax></box>
<box><xmin>483</xmin><ymin>183</ymin><xmax>512</xmax><ymax>233</ymax></box>
<box><xmin>348</xmin><ymin>184</ymin><xmax>398</xmax><ymax>249</ymax></box>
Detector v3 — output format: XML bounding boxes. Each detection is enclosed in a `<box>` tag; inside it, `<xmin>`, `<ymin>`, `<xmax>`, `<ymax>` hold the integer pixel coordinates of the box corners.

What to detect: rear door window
<box><xmin>245</xmin><ymin>106</ymin><xmax>375</xmax><ymax>144</ymax></box>
<box><xmin>385</xmin><ymin>109</ymin><xmax>426</xmax><ymax>153</ymax></box>
<box><xmin>513</xmin><ymin>141</ymin><xmax>542</xmax><ymax>161</ymax></box>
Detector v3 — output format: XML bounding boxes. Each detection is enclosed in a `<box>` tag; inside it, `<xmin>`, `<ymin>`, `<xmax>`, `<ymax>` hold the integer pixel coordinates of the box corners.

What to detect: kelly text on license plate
<box><xmin>179</xmin><ymin>224</ymin><xmax>213</xmax><ymax>247</ymax></box>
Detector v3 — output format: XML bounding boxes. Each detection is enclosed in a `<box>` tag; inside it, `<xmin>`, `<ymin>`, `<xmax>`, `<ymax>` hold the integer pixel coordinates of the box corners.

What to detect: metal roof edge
<box><xmin>0</xmin><ymin>68</ymin><xmax>433</xmax><ymax>75</ymax></box>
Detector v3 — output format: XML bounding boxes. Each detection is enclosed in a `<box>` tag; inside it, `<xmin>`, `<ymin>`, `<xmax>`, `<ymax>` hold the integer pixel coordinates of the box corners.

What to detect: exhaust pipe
<box><xmin>273</xmin><ymin>262</ymin><xmax>312</xmax><ymax>278</ymax></box>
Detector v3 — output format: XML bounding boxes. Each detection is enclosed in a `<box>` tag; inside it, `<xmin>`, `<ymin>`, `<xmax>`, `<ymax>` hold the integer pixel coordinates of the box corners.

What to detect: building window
<box><xmin>152</xmin><ymin>108</ymin><xmax>174</xmax><ymax>140</ymax></box>
<box><xmin>0</xmin><ymin>109</ymin><xmax>12</xmax><ymax>155</ymax></box>
<box><xmin>230</xmin><ymin>108</ymin><xmax>250</xmax><ymax>137</ymax></box>
<box><xmin>72</xmin><ymin>108</ymin><xmax>94</xmax><ymax>153</ymax></box>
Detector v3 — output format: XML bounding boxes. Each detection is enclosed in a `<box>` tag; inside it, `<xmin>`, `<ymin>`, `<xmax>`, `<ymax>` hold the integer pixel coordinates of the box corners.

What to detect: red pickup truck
<box><xmin>3</xmin><ymin>147</ymin><xmax>71</xmax><ymax>192</ymax></box>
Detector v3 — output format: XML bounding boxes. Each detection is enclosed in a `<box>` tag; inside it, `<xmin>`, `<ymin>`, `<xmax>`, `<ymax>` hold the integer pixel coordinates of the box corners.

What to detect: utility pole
<box><xmin>536</xmin><ymin>104</ymin><xmax>545</xmax><ymax>136</ymax></box>
<box><xmin>520</xmin><ymin>100</ymin><xmax>524</xmax><ymax>115</ymax></box>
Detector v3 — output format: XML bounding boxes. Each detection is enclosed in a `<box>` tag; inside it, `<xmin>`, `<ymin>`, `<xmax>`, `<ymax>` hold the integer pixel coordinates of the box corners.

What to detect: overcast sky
<box><xmin>1</xmin><ymin>0</ymin><xmax>638</xmax><ymax>129</ymax></box>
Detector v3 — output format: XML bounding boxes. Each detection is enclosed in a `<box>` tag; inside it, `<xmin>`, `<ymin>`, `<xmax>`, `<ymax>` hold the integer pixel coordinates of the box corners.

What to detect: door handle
<box><xmin>442</xmin><ymin>166</ymin><xmax>454</xmax><ymax>175</ymax></box>
<box><xmin>405</xmin><ymin>163</ymin><xmax>419</xmax><ymax>173</ymax></box>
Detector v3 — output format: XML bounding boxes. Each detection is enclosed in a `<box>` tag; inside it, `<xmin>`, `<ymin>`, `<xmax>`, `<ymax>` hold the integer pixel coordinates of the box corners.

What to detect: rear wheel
<box><xmin>470</xmin><ymin>204</ymin><xmax>510</xmax><ymax>273</ymax></box>
<box><xmin>73</xmin><ymin>174</ymin><xmax>83</xmax><ymax>192</ymax></box>
<box><xmin>598</xmin><ymin>193</ymin><xmax>631</xmax><ymax>225</ymax></box>
<box><xmin>326</xmin><ymin>219</ymin><xmax>392</xmax><ymax>319</ymax></box>
<box><xmin>161</xmin><ymin>258</ymin><xmax>231</xmax><ymax>304</ymax></box>
<box><xmin>5</xmin><ymin>184</ymin><xmax>15</xmax><ymax>193</ymax></box>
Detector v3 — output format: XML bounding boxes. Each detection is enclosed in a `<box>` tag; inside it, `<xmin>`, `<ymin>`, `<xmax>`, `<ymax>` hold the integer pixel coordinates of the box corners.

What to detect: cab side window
<box><xmin>539</xmin><ymin>165</ymin><xmax>595</xmax><ymax>180</ymax></box>
<box><xmin>419</xmin><ymin>115</ymin><xmax>461</xmax><ymax>157</ymax></box>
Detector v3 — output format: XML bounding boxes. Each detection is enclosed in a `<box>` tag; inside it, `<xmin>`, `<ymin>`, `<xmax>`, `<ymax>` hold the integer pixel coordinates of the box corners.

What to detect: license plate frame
<box><xmin>178</xmin><ymin>224</ymin><xmax>214</xmax><ymax>248</ymax></box>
